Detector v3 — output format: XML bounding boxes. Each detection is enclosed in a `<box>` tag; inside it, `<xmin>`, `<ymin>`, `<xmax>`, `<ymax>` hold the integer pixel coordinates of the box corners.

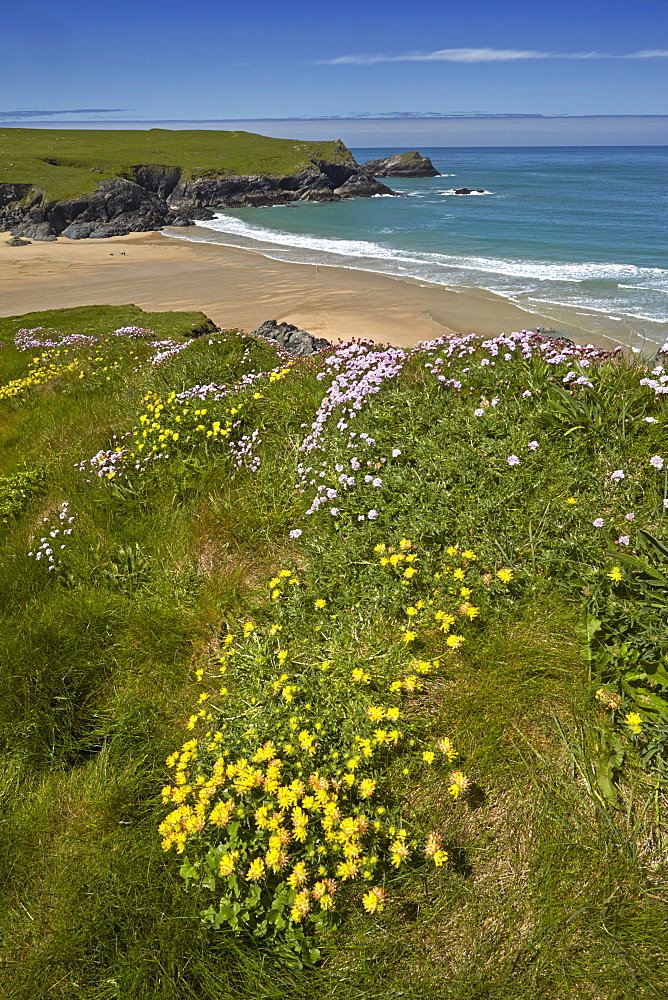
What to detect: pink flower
<box><xmin>611</xmin><ymin>470</ymin><xmax>625</xmax><ymax>483</ymax></box>
<box><xmin>507</xmin><ymin>455</ymin><xmax>520</xmax><ymax>466</ymax></box>
<box><xmin>289</xmin><ymin>529</ymin><xmax>303</xmax><ymax>538</ymax></box>
<box><xmin>616</xmin><ymin>536</ymin><xmax>630</xmax><ymax>546</ymax></box>
<box><xmin>593</xmin><ymin>518</ymin><xmax>604</xmax><ymax>527</ymax></box>
<box><xmin>625</xmin><ymin>513</ymin><xmax>635</xmax><ymax>522</ymax></box>
<box><xmin>528</xmin><ymin>440</ymin><xmax>539</xmax><ymax>450</ymax></box>
<box><xmin>650</xmin><ymin>455</ymin><xmax>664</xmax><ymax>470</ymax></box>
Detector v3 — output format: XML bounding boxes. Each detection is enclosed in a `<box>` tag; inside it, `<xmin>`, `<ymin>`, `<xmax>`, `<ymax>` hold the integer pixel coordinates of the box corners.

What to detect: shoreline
<box><xmin>0</xmin><ymin>229</ymin><xmax>624</xmax><ymax>352</ymax></box>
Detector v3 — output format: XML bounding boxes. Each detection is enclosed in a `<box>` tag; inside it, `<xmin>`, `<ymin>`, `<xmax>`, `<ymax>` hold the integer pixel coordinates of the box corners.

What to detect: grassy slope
<box><xmin>0</xmin><ymin>128</ymin><xmax>353</xmax><ymax>201</ymax></box>
<box><xmin>0</xmin><ymin>307</ymin><xmax>666</xmax><ymax>999</ymax></box>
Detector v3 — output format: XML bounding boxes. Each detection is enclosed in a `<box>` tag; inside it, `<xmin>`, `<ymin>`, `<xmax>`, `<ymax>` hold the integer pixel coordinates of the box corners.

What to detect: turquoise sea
<box><xmin>167</xmin><ymin>147</ymin><xmax>668</xmax><ymax>349</ymax></box>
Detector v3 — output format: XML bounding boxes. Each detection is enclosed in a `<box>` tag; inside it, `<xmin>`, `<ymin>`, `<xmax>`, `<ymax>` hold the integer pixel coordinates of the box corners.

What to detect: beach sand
<box><xmin>0</xmin><ymin>230</ymin><xmax>617</xmax><ymax>350</ymax></box>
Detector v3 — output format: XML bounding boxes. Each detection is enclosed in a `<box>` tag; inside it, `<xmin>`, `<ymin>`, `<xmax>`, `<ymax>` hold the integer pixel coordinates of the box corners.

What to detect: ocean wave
<box><xmin>437</xmin><ymin>189</ymin><xmax>494</xmax><ymax>196</ymax></box>
<box><xmin>525</xmin><ymin>296</ymin><xmax>668</xmax><ymax>324</ymax></box>
<box><xmin>190</xmin><ymin>213</ymin><xmax>668</xmax><ymax>289</ymax></box>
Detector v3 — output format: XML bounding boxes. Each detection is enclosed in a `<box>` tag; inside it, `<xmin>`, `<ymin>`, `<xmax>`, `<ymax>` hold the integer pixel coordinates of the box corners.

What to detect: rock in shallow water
<box><xmin>361</xmin><ymin>151</ymin><xmax>440</xmax><ymax>178</ymax></box>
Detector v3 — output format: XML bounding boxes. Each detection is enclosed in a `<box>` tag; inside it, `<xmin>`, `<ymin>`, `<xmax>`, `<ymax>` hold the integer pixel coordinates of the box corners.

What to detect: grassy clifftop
<box><xmin>0</xmin><ymin>128</ymin><xmax>354</xmax><ymax>201</ymax></box>
<box><xmin>1</xmin><ymin>306</ymin><xmax>667</xmax><ymax>997</ymax></box>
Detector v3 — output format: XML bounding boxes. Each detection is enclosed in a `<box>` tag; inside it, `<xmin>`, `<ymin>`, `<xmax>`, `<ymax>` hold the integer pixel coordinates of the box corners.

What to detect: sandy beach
<box><xmin>0</xmin><ymin>230</ymin><xmax>617</xmax><ymax>350</ymax></box>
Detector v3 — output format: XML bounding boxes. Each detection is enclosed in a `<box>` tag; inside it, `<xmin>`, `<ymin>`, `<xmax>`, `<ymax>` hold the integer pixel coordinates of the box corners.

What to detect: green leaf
<box><xmin>596</xmin><ymin>748</ymin><xmax>624</xmax><ymax>805</ymax></box>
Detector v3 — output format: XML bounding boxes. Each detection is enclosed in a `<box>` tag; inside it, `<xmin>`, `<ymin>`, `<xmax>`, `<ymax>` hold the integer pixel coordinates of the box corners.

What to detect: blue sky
<box><xmin>2</xmin><ymin>0</ymin><xmax>667</xmax><ymax>122</ymax></box>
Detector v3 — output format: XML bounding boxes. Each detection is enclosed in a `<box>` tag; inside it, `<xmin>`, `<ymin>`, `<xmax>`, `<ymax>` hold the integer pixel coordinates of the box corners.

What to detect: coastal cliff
<box><xmin>0</xmin><ymin>129</ymin><xmax>395</xmax><ymax>240</ymax></box>
<box><xmin>1</xmin><ymin>162</ymin><xmax>395</xmax><ymax>241</ymax></box>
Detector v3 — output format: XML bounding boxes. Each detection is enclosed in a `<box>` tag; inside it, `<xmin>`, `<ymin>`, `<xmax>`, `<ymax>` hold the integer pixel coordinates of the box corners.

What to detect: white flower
<box><xmin>611</xmin><ymin>470</ymin><xmax>625</xmax><ymax>483</ymax></box>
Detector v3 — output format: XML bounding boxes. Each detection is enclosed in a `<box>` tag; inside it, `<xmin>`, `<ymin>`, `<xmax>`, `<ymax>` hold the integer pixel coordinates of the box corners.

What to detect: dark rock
<box><xmin>454</xmin><ymin>188</ymin><xmax>485</xmax><ymax>195</ymax></box>
<box><xmin>250</xmin><ymin>319</ymin><xmax>330</xmax><ymax>356</ymax></box>
<box><xmin>0</xmin><ymin>158</ymin><xmax>398</xmax><ymax>241</ymax></box>
<box><xmin>334</xmin><ymin>173</ymin><xmax>394</xmax><ymax>198</ymax></box>
<box><xmin>6</xmin><ymin>236</ymin><xmax>31</xmax><ymax>246</ymax></box>
<box><xmin>361</xmin><ymin>151</ymin><xmax>440</xmax><ymax>178</ymax></box>
<box><xmin>12</xmin><ymin>221</ymin><xmax>57</xmax><ymax>241</ymax></box>
<box><xmin>534</xmin><ymin>328</ymin><xmax>575</xmax><ymax>346</ymax></box>
<box><xmin>61</xmin><ymin>222</ymin><xmax>96</xmax><ymax>240</ymax></box>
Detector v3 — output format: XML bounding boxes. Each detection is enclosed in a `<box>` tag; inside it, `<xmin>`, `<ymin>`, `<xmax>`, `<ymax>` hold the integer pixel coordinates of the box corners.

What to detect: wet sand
<box><xmin>0</xmin><ymin>230</ymin><xmax>617</xmax><ymax>350</ymax></box>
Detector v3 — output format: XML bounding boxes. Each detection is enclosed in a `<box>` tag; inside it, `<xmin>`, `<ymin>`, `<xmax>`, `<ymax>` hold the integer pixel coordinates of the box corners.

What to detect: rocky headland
<box><xmin>1</xmin><ymin>160</ymin><xmax>395</xmax><ymax>242</ymax></box>
<box><xmin>360</xmin><ymin>151</ymin><xmax>440</xmax><ymax>177</ymax></box>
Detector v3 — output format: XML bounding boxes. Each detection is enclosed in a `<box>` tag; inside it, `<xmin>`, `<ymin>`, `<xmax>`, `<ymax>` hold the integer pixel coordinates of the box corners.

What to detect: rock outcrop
<box><xmin>454</xmin><ymin>188</ymin><xmax>485</xmax><ymax>195</ymax></box>
<box><xmin>250</xmin><ymin>320</ymin><xmax>330</xmax><ymax>356</ymax></box>
<box><xmin>360</xmin><ymin>151</ymin><xmax>440</xmax><ymax>178</ymax></box>
<box><xmin>0</xmin><ymin>161</ymin><xmax>396</xmax><ymax>241</ymax></box>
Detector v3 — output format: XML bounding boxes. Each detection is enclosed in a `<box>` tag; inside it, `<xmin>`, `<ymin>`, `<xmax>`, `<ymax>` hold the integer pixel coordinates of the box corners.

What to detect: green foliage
<box><xmin>0</xmin><ymin>465</ymin><xmax>47</xmax><ymax>521</ymax></box>
<box><xmin>586</xmin><ymin>529</ymin><xmax>668</xmax><ymax>778</ymax></box>
<box><xmin>0</xmin><ymin>308</ymin><xmax>667</xmax><ymax>997</ymax></box>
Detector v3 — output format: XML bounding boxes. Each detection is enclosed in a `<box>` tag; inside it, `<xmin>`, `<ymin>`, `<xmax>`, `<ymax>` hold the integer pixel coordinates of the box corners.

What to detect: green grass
<box><xmin>0</xmin><ymin>128</ymin><xmax>353</xmax><ymax>202</ymax></box>
<box><xmin>0</xmin><ymin>307</ymin><xmax>666</xmax><ymax>998</ymax></box>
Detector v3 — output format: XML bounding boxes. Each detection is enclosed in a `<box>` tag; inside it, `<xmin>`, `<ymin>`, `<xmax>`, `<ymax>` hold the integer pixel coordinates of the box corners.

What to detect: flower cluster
<box><xmin>159</xmin><ymin>539</ymin><xmax>494</xmax><ymax>948</ymax></box>
<box><xmin>27</xmin><ymin>501</ymin><xmax>75</xmax><ymax>570</ymax></box>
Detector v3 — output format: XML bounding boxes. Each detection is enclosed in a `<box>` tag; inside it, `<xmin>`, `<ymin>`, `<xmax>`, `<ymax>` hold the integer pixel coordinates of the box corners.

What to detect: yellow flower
<box><xmin>437</xmin><ymin>737</ymin><xmax>457</xmax><ymax>761</ymax></box>
<box><xmin>246</xmin><ymin>857</ymin><xmax>266</xmax><ymax>880</ymax></box>
<box><xmin>433</xmin><ymin>849</ymin><xmax>449</xmax><ymax>867</ymax></box>
<box><xmin>290</xmin><ymin>889</ymin><xmax>311</xmax><ymax>922</ymax></box>
<box><xmin>608</xmin><ymin>566</ymin><xmax>623</xmax><ymax>582</ymax></box>
<box><xmin>402</xmin><ymin>630</ymin><xmax>417</xmax><ymax>643</ymax></box>
<box><xmin>448</xmin><ymin>770</ymin><xmax>471</xmax><ymax>799</ymax></box>
<box><xmin>351</xmin><ymin>668</ymin><xmax>371</xmax><ymax>684</ymax></box>
<box><xmin>446</xmin><ymin>634</ymin><xmax>464</xmax><ymax>649</ymax></box>
<box><xmin>389</xmin><ymin>840</ymin><xmax>410</xmax><ymax>867</ymax></box>
<box><xmin>336</xmin><ymin>860</ymin><xmax>360</xmax><ymax>881</ymax></box>
<box><xmin>406</xmin><ymin>606</ymin><xmax>418</xmax><ymax>617</ymax></box>
<box><xmin>496</xmin><ymin>569</ymin><xmax>513</xmax><ymax>583</ymax></box>
<box><xmin>453</xmin><ymin>568</ymin><xmax>465</xmax><ymax>581</ymax></box>
<box><xmin>624</xmin><ymin>712</ymin><xmax>643</xmax><ymax>734</ymax></box>
<box><xmin>314</xmin><ymin>598</ymin><xmax>327</xmax><ymax>609</ymax></box>
<box><xmin>219</xmin><ymin>851</ymin><xmax>239</xmax><ymax>876</ymax></box>
<box><xmin>287</xmin><ymin>861</ymin><xmax>308</xmax><ymax>888</ymax></box>
<box><xmin>422</xmin><ymin>751</ymin><xmax>436</xmax><ymax>764</ymax></box>
<box><xmin>399</xmin><ymin>538</ymin><xmax>412</xmax><ymax>550</ymax></box>
<box><xmin>362</xmin><ymin>887</ymin><xmax>386</xmax><ymax>913</ymax></box>
<box><xmin>462</xmin><ymin>549</ymin><xmax>477</xmax><ymax>560</ymax></box>
<box><xmin>359</xmin><ymin>778</ymin><xmax>376</xmax><ymax>798</ymax></box>
<box><xmin>566</xmin><ymin>497</ymin><xmax>577</xmax><ymax>505</ymax></box>
<box><xmin>403</xmin><ymin>567</ymin><xmax>417</xmax><ymax>579</ymax></box>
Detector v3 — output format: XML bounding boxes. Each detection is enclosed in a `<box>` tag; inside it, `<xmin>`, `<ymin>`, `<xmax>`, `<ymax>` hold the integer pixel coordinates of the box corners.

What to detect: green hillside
<box><xmin>0</xmin><ymin>128</ymin><xmax>353</xmax><ymax>201</ymax></box>
<box><xmin>0</xmin><ymin>306</ymin><xmax>667</xmax><ymax>998</ymax></box>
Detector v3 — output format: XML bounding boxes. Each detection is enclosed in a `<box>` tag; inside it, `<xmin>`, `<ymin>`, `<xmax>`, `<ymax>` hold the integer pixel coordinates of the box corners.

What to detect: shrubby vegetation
<box><xmin>0</xmin><ymin>304</ymin><xmax>667</xmax><ymax>997</ymax></box>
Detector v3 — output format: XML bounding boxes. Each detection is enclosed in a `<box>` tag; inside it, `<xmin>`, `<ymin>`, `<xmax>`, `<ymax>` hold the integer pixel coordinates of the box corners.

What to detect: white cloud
<box><xmin>625</xmin><ymin>49</ymin><xmax>668</xmax><ymax>58</ymax></box>
<box><xmin>319</xmin><ymin>47</ymin><xmax>668</xmax><ymax>66</ymax></box>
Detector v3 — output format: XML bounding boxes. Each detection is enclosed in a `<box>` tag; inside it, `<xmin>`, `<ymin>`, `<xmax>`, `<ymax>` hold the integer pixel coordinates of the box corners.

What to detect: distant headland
<box><xmin>0</xmin><ymin>128</ymin><xmax>438</xmax><ymax>242</ymax></box>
